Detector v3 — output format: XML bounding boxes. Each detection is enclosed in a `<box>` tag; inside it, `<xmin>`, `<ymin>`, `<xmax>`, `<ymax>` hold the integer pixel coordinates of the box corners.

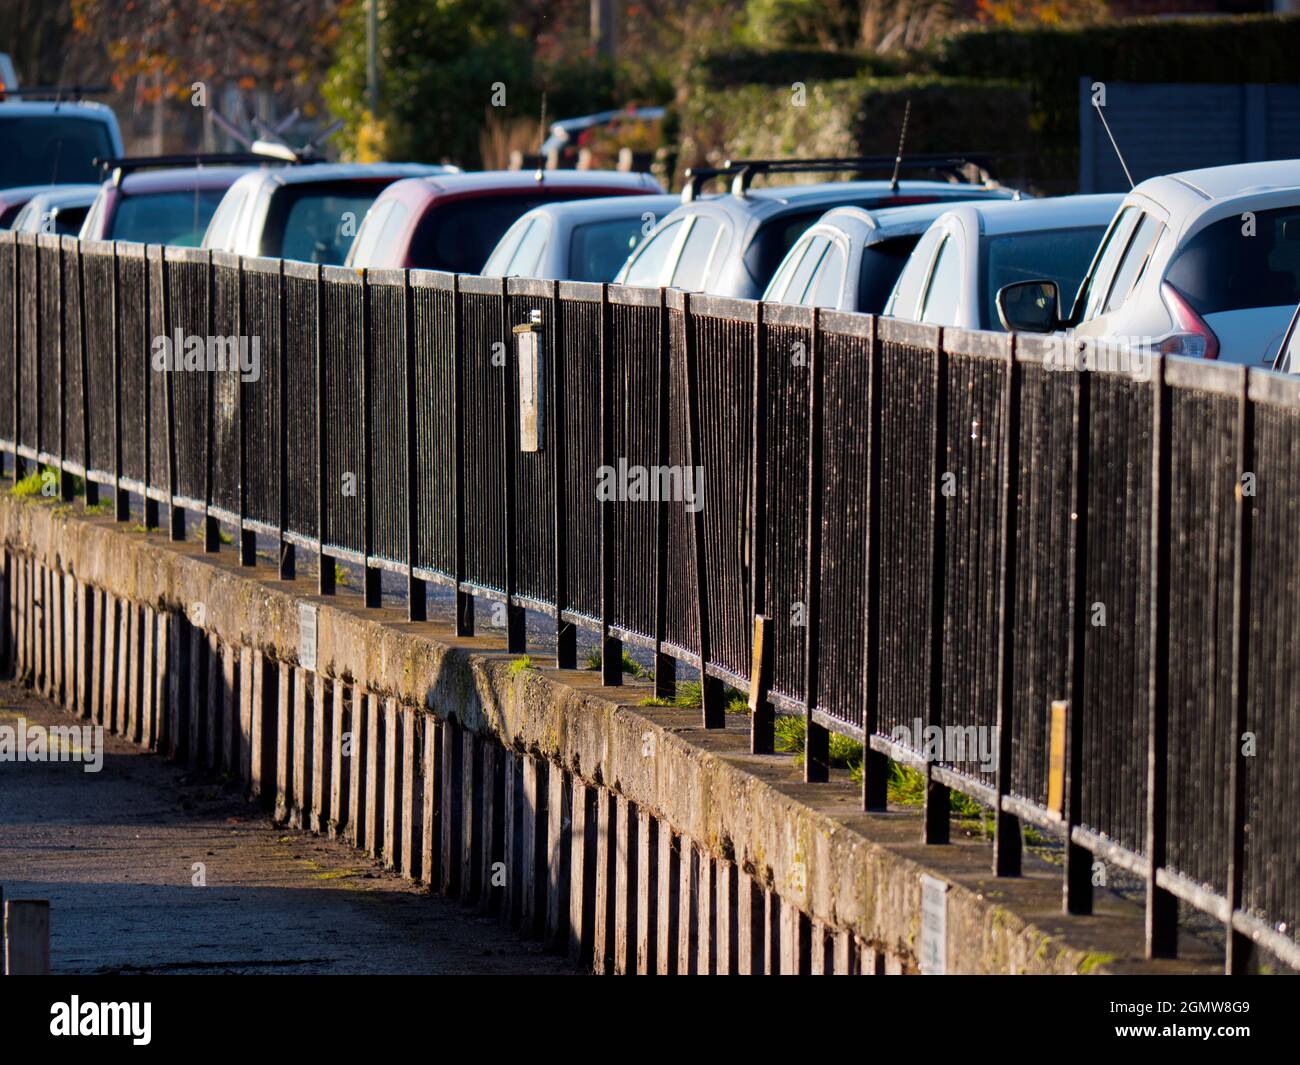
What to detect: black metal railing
<box><xmin>1</xmin><ymin>227</ymin><xmax>1296</xmax><ymax>973</ymax></box>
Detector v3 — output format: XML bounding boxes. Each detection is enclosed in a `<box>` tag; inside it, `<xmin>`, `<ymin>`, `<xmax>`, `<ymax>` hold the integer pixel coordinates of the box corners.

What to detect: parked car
<box><xmin>763</xmin><ymin>200</ymin><xmax>1029</xmax><ymax>313</ymax></box>
<box><xmin>539</xmin><ymin>106</ymin><xmax>666</xmax><ymax>169</ymax></box>
<box><xmin>884</xmin><ymin>194</ymin><xmax>1122</xmax><ymax>331</ymax></box>
<box><xmin>202</xmin><ymin>162</ymin><xmax>457</xmax><ymax>265</ymax></box>
<box><xmin>0</xmin><ymin>99</ymin><xmax>123</xmax><ymax>189</ymax></box>
<box><xmin>1</xmin><ymin>183</ymin><xmax>74</xmax><ymax>227</ymax></box>
<box><xmin>8</xmin><ymin>183</ymin><xmax>99</xmax><ymax>235</ymax></box>
<box><xmin>998</xmin><ymin>159</ymin><xmax>1300</xmax><ymax>367</ymax></box>
<box><xmin>615</xmin><ymin>156</ymin><xmax>1023</xmax><ymax>299</ymax></box>
<box><xmin>81</xmin><ymin>161</ymin><xmax>258</xmax><ymax>246</ymax></box>
<box><xmin>482</xmin><ymin>193</ymin><xmax>680</xmax><ymax>282</ymax></box>
<box><xmin>345</xmin><ymin>169</ymin><xmax>662</xmax><ymax>272</ymax></box>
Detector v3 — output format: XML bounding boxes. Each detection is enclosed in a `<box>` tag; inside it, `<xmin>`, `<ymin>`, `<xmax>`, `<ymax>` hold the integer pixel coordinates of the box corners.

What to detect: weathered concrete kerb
<box><xmin>0</xmin><ymin>492</ymin><xmax>1219</xmax><ymax>974</ymax></box>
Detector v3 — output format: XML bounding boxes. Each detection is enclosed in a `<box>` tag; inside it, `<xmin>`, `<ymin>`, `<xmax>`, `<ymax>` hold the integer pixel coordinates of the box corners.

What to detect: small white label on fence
<box><xmin>516</xmin><ymin>327</ymin><xmax>543</xmax><ymax>452</ymax></box>
<box><xmin>920</xmin><ymin>874</ymin><xmax>949</xmax><ymax>975</ymax></box>
<box><xmin>299</xmin><ymin>603</ymin><xmax>317</xmax><ymax>671</ymax></box>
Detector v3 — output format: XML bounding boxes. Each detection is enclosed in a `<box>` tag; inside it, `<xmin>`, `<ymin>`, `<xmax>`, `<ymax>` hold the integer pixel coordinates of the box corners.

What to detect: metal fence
<box><xmin>1</xmin><ymin>228</ymin><xmax>1296</xmax><ymax>973</ymax></box>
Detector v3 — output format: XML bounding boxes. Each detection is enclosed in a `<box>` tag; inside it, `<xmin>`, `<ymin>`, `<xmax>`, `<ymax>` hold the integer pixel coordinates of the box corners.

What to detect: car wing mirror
<box><xmin>996</xmin><ymin>279</ymin><xmax>1061</xmax><ymax>333</ymax></box>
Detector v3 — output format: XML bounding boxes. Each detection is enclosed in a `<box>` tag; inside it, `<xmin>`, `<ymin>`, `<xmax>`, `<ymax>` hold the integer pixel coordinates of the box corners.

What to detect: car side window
<box><xmin>886</xmin><ymin>226</ymin><xmax>944</xmax><ymax>319</ymax></box>
<box><xmin>670</xmin><ymin>216</ymin><xmax>724</xmax><ymax>291</ymax></box>
<box><xmin>920</xmin><ymin>236</ymin><xmax>962</xmax><ymax>324</ymax></box>
<box><xmin>1078</xmin><ymin>206</ymin><xmax>1138</xmax><ymax>321</ymax></box>
<box><xmin>807</xmin><ymin>243</ymin><xmax>846</xmax><ymax>309</ymax></box>
<box><xmin>1102</xmin><ymin>213</ymin><xmax>1164</xmax><ymax>315</ymax></box>
<box><xmin>766</xmin><ymin>238</ymin><xmax>812</xmax><ymax>302</ymax></box>
<box><xmin>622</xmin><ymin>217</ymin><xmax>683</xmax><ymax>287</ymax></box>
<box><xmin>785</xmin><ymin>235</ymin><xmax>828</xmax><ymax>304</ymax></box>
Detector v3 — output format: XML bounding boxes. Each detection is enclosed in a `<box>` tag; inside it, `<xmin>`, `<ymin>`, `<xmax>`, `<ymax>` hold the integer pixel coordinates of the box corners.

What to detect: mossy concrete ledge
<box><xmin>0</xmin><ymin>492</ymin><xmax>1219</xmax><ymax>975</ymax></box>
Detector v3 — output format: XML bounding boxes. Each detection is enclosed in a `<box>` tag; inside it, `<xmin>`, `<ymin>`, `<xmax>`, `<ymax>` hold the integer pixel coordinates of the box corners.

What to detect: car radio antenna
<box><xmin>888</xmin><ymin>100</ymin><xmax>911</xmax><ymax>192</ymax></box>
<box><xmin>1092</xmin><ymin>98</ymin><xmax>1134</xmax><ymax>189</ymax></box>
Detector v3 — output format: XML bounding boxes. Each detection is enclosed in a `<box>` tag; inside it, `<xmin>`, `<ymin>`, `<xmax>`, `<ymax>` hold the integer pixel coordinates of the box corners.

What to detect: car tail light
<box><xmin>1157</xmin><ymin>281</ymin><xmax>1219</xmax><ymax>359</ymax></box>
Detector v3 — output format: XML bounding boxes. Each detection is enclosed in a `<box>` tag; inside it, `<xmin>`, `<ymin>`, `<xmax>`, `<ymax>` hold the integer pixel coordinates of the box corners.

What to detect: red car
<box><xmin>344</xmin><ymin>169</ymin><xmax>662</xmax><ymax>272</ymax></box>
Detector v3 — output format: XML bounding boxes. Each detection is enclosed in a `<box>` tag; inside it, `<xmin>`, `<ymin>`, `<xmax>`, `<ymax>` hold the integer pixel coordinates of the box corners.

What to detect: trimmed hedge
<box><xmin>690</xmin><ymin>47</ymin><xmax>896</xmax><ymax>90</ymax></box>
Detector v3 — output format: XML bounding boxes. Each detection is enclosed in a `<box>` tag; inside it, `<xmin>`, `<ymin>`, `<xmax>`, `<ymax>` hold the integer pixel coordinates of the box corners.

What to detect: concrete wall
<box><xmin>1</xmin><ymin>493</ymin><xmax>1203</xmax><ymax>974</ymax></box>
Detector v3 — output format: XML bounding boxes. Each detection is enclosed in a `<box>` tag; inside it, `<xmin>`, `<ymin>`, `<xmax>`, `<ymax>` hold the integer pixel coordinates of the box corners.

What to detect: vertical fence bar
<box><xmin>362</xmin><ymin>270</ymin><xmax>379</xmax><ymax>607</ymax></box>
<box><xmin>923</xmin><ymin>329</ymin><xmax>950</xmax><ymax>844</ymax></box>
<box><xmin>993</xmin><ymin>337</ymin><xmax>1022</xmax><ymax>875</ymax></box>
<box><xmin>314</xmin><ymin>263</ymin><xmax>332</xmax><ymax>594</ymax></box>
<box><xmin>404</xmin><ymin>272</ymin><xmax>425</xmax><ymax>621</ymax></box>
<box><xmin>682</xmin><ymin>293</ymin><xmax>724</xmax><ymax>727</ymax></box>
<box><xmin>111</xmin><ymin>246</ymin><xmax>128</xmax><ymax>519</ymax></box>
<box><xmin>203</xmin><ymin>250</ymin><xmax>219</xmax><ymax>551</ymax></box>
<box><xmin>552</xmin><ymin>281</ymin><xmax>575</xmax><ymax>668</ymax></box>
<box><xmin>652</xmin><ymin>289</ymin><xmax>675</xmax><ymax>699</ymax></box>
<box><xmin>1145</xmin><ymin>354</ymin><xmax>1177</xmax><ymax>953</ymax></box>
<box><xmin>56</xmin><ymin>239</ymin><xmax>73</xmax><ymax>501</ymax></box>
<box><xmin>750</xmin><ymin>304</ymin><xmax>772</xmax><ymax>753</ymax></box>
<box><xmin>237</xmin><ymin>257</ymin><xmax>255</xmax><ymax>565</ymax></box>
<box><xmin>76</xmin><ymin>241</ymin><xmax>96</xmax><ymax>507</ymax></box>
<box><xmin>862</xmin><ymin>316</ymin><xmax>888</xmax><ymax>809</ymax></box>
<box><xmin>163</xmin><ymin>249</ymin><xmax>185</xmax><ymax>541</ymax></box>
<box><xmin>803</xmin><ymin>308</ymin><xmax>828</xmax><ymax>780</ymax></box>
<box><xmin>141</xmin><ymin>245</ymin><xmax>157</xmax><ymax>528</ymax></box>
<box><xmin>33</xmin><ymin>237</ymin><xmax>42</xmax><ymax>473</ymax></box>
<box><xmin>500</xmin><ymin>277</ymin><xmax>524</xmax><ymax>650</ymax></box>
<box><xmin>1064</xmin><ymin>358</ymin><xmax>1092</xmax><ymax>914</ymax></box>
<box><xmin>279</xmin><ymin>258</ymin><xmax>295</xmax><ymax>580</ymax></box>
<box><xmin>599</xmin><ymin>284</ymin><xmax>621</xmax><ymax>686</ymax></box>
<box><xmin>9</xmin><ymin>234</ymin><xmax>20</xmax><ymax>483</ymax></box>
<box><xmin>1225</xmin><ymin>368</ymin><xmax>1254</xmax><ymax>974</ymax></box>
<box><xmin>451</xmin><ymin>275</ymin><xmax>472</xmax><ymax>633</ymax></box>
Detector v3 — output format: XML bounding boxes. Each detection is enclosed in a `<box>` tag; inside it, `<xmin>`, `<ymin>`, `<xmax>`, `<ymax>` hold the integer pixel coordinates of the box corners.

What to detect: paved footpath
<box><xmin>0</xmin><ymin>680</ymin><xmax>575</xmax><ymax>975</ymax></box>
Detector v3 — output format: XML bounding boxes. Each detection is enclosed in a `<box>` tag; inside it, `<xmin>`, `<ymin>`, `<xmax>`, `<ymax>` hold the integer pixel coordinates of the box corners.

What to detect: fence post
<box><xmin>76</xmin><ymin>240</ymin><xmax>96</xmax><ymax>508</ymax></box>
<box><xmin>500</xmin><ymin>277</ymin><xmax>524</xmax><ymax>651</ymax></box>
<box><xmin>1064</xmin><ymin>350</ymin><xmax>1092</xmax><ymax>914</ymax></box>
<box><xmin>362</xmin><ymin>270</ymin><xmax>380</xmax><ymax>608</ymax></box>
<box><xmin>56</xmin><ymin>238</ymin><xmax>74</xmax><ymax>501</ymax></box>
<box><xmin>313</xmin><ymin>263</ymin><xmax>331</xmax><ymax>593</ymax></box>
<box><xmin>9</xmin><ymin>234</ymin><xmax>21</xmax><ymax>483</ymax></box>
<box><xmin>550</xmin><ymin>281</ymin><xmax>574</xmax><ymax>667</ymax></box>
<box><xmin>203</xmin><ymin>249</ymin><xmax>220</xmax><ymax>552</ymax></box>
<box><xmin>993</xmin><ymin>336</ymin><xmax>1022</xmax><ymax>876</ymax></box>
<box><xmin>236</xmin><ymin>257</ymin><xmax>255</xmax><ymax>565</ymax></box>
<box><xmin>749</xmin><ymin>304</ymin><xmax>772</xmax><ymax>753</ymax></box>
<box><xmin>279</xmin><ymin>258</ymin><xmax>296</xmax><ymax>580</ymax></box>
<box><xmin>682</xmin><ymin>293</ymin><xmax>724</xmax><ymax>727</ymax></box>
<box><xmin>3</xmin><ymin>898</ymin><xmax>50</xmax><ymax>975</ymax></box>
<box><xmin>599</xmin><ymin>284</ymin><xmax>622</xmax><ymax>686</ymax></box>
<box><xmin>1225</xmin><ymin>366</ymin><xmax>1254</xmax><ymax>973</ymax></box>
<box><xmin>141</xmin><ymin>244</ymin><xmax>157</xmax><ymax>528</ymax></box>
<box><xmin>923</xmin><ymin>328</ymin><xmax>950</xmax><ymax>844</ymax></box>
<box><xmin>403</xmin><ymin>272</ymin><xmax>425</xmax><ymax>621</ymax></box>
<box><xmin>161</xmin><ymin>248</ymin><xmax>185</xmax><ymax>541</ymax></box>
<box><xmin>652</xmin><ymin>289</ymin><xmax>675</xmax><ymax>699</ymax></box>
<box><xmin>33</xmin><ymin>237</ymin><xmax>43</xmax><ymax>472</ymax></box>
<box><xmin>862</xmin><ymin>315</ymin><xmax>888</xmax><ymax>810</ymax></box>
<box><xmin>452</xmin><ymin>275</ymin><xmax>472</xmax><ymax>634</ymax></box>
<box><xmin>803</xmin><ymin>307</ymin><xmax>828</xmax><ymax>780</ymax></box>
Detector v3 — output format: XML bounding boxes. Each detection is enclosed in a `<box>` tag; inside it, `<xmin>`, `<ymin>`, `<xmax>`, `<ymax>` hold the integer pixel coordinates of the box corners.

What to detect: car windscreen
<box><xmin>568</xmin><ymin>215</ymin><xmax>648</xmax><ymax>282</ymax></box>
<box><xmin>0</xmin><ymin>116</ymin><xmax>114</xmax><ymax>189</ymax></box>
<box><xmin>980</xmin><ymin>225</ymin><xmax>1106</xmax><ymax>330</ymax></box>
<box><xmin>109</xmin><ymin>189</ymin><xmax>228</xmax><ymax>246</ymax></box>
<box><xmin>265</xmin><ymin>183</ymin><xmax>389</xmax><ymax>264</ymax></box>
<box><xmin>857</xmin><ymin>236</ymin><xmax>921</xmax><ymax>313</ymax></box>
<box><xmin>1165</xmin><ymin>206</ymin><xmax>1300</xmax><ymax>315</ymax></box>
<box><xmin>410</xmin><ymin>192</ymin><xmax>627</xmax><ymax>273</ymax></box>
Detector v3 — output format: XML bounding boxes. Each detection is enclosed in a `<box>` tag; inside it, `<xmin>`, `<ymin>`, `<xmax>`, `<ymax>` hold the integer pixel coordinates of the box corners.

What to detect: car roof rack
<box><xmin>93</xmin><ymin>151</ymin><xmax>305</xmax><ymax>185</ymax></box>
<box><xmin>681</xmin><ymin>153</ymin><xmax>1001</xmax><ymax>201</ymax></box>
<box><xmin>0</xmin><ymin>84</ymin><xmax>112</xmax><ymax>103</ymax></box>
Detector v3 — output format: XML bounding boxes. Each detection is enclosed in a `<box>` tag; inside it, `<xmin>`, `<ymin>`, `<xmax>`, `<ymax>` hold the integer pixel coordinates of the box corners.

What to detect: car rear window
<box><xmin>267</xmin><ymin>182</ymin><xmax>391</xmax><ymax>264</ymax></box>
<box><xmin>1165</xmin><ymin>206</ymin><xmax>1300</xmax><ymax>315</ymax></box>
<box><xmin>0</xmin><ymin>116</ymin><xmax>113</xmax><ymax>188</ymax></box>
<box><xmin>110</xmin><ymin>189</ymin><xmax>228</xmax><ymax>246</ymax></box>
<box><xmin>857</xmin><ymin>236</ymin><xmax>920</xmax><ymax>313</ymax></box>
<box><xmin>981</xmin><ymin>225</ymin><xmax>1106</xmax><ymax>330</ymax></box>
<box><xmin>568</xmin><ymin>216</ymin><xmax>647</xmax><ymax>282</ymax></box>
<box><xmin>410</xmin><ymin>192</ymin><xmax>625</xmax><ymax>273</ymax></box>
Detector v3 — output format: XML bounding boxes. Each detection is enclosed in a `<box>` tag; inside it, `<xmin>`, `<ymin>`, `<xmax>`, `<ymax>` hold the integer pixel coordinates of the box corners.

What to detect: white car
<box><xmin>884</xmin><ymin>195</ymin><xmax>1122</xmax><ymax>331</ymax></box>
<box><xmin>998</xmin><ymin>160</ymin><xmax>1300</xmax><ymax>366</ymax></box>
